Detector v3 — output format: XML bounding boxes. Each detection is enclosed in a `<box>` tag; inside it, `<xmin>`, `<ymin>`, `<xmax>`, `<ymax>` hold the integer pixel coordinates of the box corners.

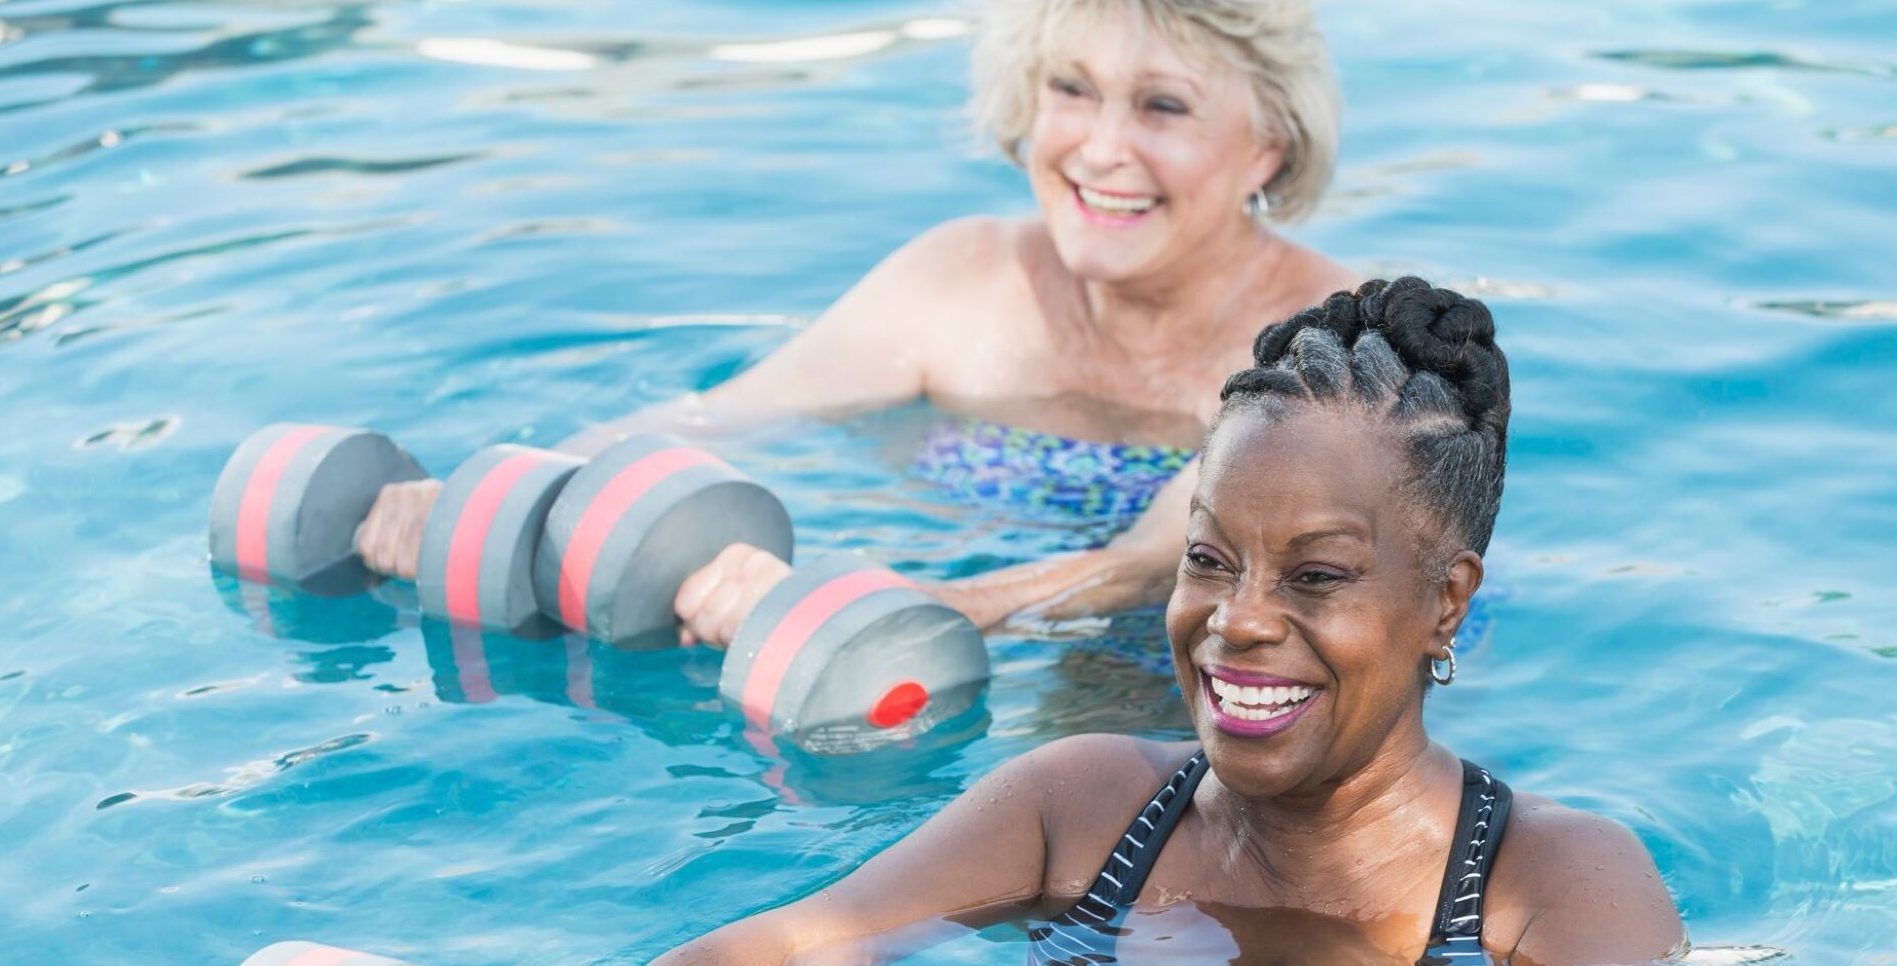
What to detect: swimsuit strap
<box><xmin>1028</xmin><ymin>751</ymin><xmax>1209</xmax><ymax>965</ymax></box>
<box><xmin>1101</xmin><ymin>749</ymin><xmax>1211</xmax><ymax>904</ymax></box>
<box><xmin>1424</xmin><ymin>760</ymin><xmax>1514</xmax><ymax>959</ymax></box>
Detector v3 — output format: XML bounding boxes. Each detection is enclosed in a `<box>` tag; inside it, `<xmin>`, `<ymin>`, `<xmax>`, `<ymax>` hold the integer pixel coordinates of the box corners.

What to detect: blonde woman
<box><xmin>357</xmin><ymin>0</ymin><xmax>1358</xmax><ymax>644</ymax></box>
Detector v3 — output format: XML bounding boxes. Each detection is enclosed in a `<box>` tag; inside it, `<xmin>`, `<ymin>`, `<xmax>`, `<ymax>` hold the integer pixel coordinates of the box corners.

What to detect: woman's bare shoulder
<box><xmin>1485</xmin><ymin>791</ymin><xmax>1686</xmax><ymax>961</ymax></box>
<box><xmin>1014</xmin><ymin>733</ymin><xmax>1198</xmax><ymax>794</ymax></box>
<box><xmin>890</xmin><ymin>215</ymin><xmax>1032</xmax><ymax>279</ymax></box>
<box><xmin>1276</xmin><ymin>239</ymin><xmax>1361</xmax><ymax>311</ymax></box>
<box><xmin>1015</xmin><ymin>735</ymin><xmax>1202</xmax><ymax>898</ymax></box>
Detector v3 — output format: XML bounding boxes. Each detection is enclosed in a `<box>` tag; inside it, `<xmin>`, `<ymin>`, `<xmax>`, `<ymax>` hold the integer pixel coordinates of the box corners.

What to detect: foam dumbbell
<box><xmin>537</xmin><ymin>434</ymin><xmax>991</xmax><ymax>745</ymax></box>
<box><xmin>209</xmin><ymin>423</ymin><xmax>427</xmax><ymax>595</ymax></box>
<box><xmin>533</xmin><ymin>433</ymin><xmax>796</xmax><ymax>646</ymax></box>
<box><xmin>719</xmin><ymin>554</ymin><xmax>988</xmax><ymax>748</ymax></box>
<box><xmin>414</xmin><ymin>444</ymin><xmax>584</xmax><ymax>635</ymax></box>
<box><xmin>211</xmin><ymin>425</ymin><xmax>581</xmax><ymax>637</ymax></box>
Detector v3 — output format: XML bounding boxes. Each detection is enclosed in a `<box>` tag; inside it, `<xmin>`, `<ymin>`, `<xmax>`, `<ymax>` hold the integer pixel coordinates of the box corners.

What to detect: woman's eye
<box><xmin>1183</xmin><ymin>548</ymin><xmax>1223</xmax><ymax>571</ymax></box>
<box><xmin>1145</xmin><ymin>96</ymin><xmax>1189</xmax><ymax>115</ymax></box>
<box><xmin>1048</xmin><ymin>77</ymin><xmax>1087</xmax><ymax>98</ymax></box>
<box><xmin>1288</xmin><ymin>568</ymin><xmax>1347</xmax><ymax>588</ymax></box>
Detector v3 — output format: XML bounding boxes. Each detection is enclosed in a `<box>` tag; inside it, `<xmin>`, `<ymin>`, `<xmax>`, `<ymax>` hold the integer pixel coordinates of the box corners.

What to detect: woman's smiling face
<box><xmin>1167</xmin><ymin>405</ymin><xmax>1476</xmax><ymax>797</ymax></box>
<box><xmin>1026</xmin><ymin>9</ymin><xmax>1281</xmax><ymax>284</ymax></box>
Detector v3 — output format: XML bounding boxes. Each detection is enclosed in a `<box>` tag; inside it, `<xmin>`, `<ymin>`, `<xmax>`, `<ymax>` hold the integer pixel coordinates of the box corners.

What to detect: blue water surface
<box><xmin>1</xmin><ymin>0</ymin><xmax>1893</xmax><ymax>962</ymax></box>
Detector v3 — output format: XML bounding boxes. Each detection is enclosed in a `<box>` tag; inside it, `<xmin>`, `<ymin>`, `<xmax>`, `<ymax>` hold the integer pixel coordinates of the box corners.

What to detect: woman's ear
<box><xmin>1245</xmin><ymin>138</ymin><xmax>1286</xmax><ymax>204</ymax></box>
<box><xmin>1433</xmin><ymin>550</ymin><xmax>1485</xmax><ymax>651</ymax></box>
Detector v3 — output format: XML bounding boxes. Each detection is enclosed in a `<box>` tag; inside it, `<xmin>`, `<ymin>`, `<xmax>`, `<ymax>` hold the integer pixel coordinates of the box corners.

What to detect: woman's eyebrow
<box><xmin>1285</xmin><ymin>526</ymin><xmax>1370</xmax><ymax>549</ymax></box>
<box><xmin>1136</xmin><ymin>70</ymin><xmax>1205</xmax><ymax>97</ymax></box>
<box><xmin>1185</xmin><ymin>498</ymin><xmax>1230</xmax><ymax>537</ymax></box>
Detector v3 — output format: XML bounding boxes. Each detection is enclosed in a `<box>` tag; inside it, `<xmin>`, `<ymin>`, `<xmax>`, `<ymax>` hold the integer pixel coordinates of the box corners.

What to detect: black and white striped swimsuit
<box><xmin>1025</xmin><ymin>753</ymin><xmax>1514</xmax><ymax>965</ymax></box>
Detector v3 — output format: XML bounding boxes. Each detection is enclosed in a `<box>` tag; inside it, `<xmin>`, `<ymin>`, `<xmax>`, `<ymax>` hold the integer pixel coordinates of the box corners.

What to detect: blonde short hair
<box><xmin>970</xmin><ymin>0</ymin><xmax>1339</xmax><ymax>223</ymax></box>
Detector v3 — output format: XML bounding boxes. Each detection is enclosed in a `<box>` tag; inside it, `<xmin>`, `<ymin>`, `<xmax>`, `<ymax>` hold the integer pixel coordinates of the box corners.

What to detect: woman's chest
<box><xmin>918</xmin><ymin>280</ymin><xmax>1249</xmax><ymax>435</ymax></box>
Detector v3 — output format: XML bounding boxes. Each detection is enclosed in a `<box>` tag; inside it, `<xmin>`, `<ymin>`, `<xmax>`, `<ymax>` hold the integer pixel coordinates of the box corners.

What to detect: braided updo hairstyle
<box><xmin>1218</xmin><ymin>277</ymin><xmax>1510</xmax><ymax>570</ymax></box>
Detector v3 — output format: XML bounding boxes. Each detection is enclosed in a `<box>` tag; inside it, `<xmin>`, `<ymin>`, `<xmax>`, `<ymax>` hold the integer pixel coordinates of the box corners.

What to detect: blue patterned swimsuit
<box><xmin>914</xmin><ymin>417</ymin><xmax>1196</xmax><ymax>528</ymax></box>
<box><xmin>912</xmin><ymin>414</ymin><xmax>1500</xmax><ymax>658</ymax></box>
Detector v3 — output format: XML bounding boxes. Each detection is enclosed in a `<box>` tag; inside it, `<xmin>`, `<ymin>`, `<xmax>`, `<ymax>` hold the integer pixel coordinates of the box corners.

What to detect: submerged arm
<box><xmin>652</xmin><ymin>739</ymin><xmax>1070</xmax><ymax>966</ymax></box>
<box><xmin>929</xmin><ymin>459</ymin><xmax>1196</xmax><ymax>631</ymax></box>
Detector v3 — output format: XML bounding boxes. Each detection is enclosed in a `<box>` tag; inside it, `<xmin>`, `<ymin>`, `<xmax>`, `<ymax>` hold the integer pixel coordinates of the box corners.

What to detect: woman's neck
<box><xmin>1077</xmin><ymin>220</ymin><xmax>1292</xmax><ymax>353</ymax></box>
<box><xmin>1194</xmin><ymin>724</ymin><xmax>1464</xmax><ymax>902</ymax></box>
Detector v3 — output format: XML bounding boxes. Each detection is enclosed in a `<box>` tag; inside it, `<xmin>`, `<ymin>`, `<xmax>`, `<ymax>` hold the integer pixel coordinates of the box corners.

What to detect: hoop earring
<box><xmin>1244</xmin><ymin>188</ymin><xmax>1272</xmax><ymax>220</ymax></box>
<box><xmin>1429</xmin><ymin>640</ymin><xmax>1457</xmax><ymax>686</ymax></box>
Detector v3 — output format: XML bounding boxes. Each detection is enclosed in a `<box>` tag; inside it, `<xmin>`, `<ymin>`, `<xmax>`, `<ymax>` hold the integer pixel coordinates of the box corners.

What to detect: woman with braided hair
<box><xmin>656</xmin><ymin>279</ymin><xmax>1686</xmax><ymax>965</ymax></box>
<box><xmin>353</xmin><ymin>0</ymin><xmax>1358</xmax><ymax>644</ymax></box>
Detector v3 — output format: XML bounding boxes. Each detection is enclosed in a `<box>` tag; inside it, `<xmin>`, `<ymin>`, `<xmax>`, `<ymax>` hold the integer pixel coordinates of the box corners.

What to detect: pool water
<box><xmin>1</xmin><ymin>0</ymin><xmax>1893</xmax><ymax>962</ymax></box>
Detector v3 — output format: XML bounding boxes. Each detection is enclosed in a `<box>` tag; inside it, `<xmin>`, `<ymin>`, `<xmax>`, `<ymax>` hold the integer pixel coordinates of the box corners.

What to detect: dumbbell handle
<box><xmin>352</xmin><ymin>478</ymin><xmax>444</xmax><ymax>580</ymax></box>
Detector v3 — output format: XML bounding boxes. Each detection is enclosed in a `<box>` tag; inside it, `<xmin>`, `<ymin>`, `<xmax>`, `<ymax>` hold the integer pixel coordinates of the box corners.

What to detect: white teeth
<box><xmin>1077</xmin><ymin>185</ymin><xmax>1157</xmax><ymax>214</ymax></box>
<box><xmin>1207</xmin><ymin>678</ymin><xmax>1316</xmax><ymax>721</ymax></box>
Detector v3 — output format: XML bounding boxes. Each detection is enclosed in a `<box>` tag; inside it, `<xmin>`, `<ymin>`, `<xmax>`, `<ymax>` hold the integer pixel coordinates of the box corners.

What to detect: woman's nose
<box><xmin>1077</xmin><ymin>103</ymin><xmax>1134</xmax><ymax>172</ymax></box>
<box><xmin>1207</xmin><ymin>582</ymin><xmax>1290</xmax><ymax>651</ymax></box>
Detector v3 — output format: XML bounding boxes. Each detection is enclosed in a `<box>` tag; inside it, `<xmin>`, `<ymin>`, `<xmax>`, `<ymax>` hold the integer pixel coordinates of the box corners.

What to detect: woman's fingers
<box><xmin>354</xmin><ymin>479</ymin><xmax>443</xmax><ymax>580</ymax></box>
<box><xmin>674</xmin><ymin>543</ymin><xmax>791</xmax><ymax>648</ymax></box>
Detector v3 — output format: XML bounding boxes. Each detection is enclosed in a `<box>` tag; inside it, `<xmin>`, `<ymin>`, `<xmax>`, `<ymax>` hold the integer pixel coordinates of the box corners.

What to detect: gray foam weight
<box><xmin>719</xmin><ymin>555</ymin><xmax>989</xmax><ymax>749</ymax></box>
<box><xmin>534</xmin><ymin>434</ymin><xmax>793</xmax><ymax>646</ymax></box>
<box><xmin>416</xmin><ymin>445</ymin><xmax>583</xmax><ymax>634</ymax></box>
<box><xmin>208</xmin><ymin>424</ymin><xmax>425</xmax><ymax>593</ymax></box>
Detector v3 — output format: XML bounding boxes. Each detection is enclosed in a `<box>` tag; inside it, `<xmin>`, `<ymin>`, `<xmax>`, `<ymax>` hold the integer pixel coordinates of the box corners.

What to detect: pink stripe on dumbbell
<box><xmin>235</xmin><ymin>425</ymin><xmax>331</xmax><ymax>584</ymax></box>
<box><xmin>739</xmin><ymin>568</ymin><xmax>916</xmax><ymax>730</ymax></box>
<box><xmin>556</xmin><ymin>447</ymin><xmax>721</xmax><ymax>634</ymax></box>
<box><xmin>450</xmin><ymin>624</ymin><xmax>497</xmax><ymax>704</ymax></box>
<box><xmin>442</xmin><ymin>452</ymin><xmax>544</xmax><ymax>626</ymax></box>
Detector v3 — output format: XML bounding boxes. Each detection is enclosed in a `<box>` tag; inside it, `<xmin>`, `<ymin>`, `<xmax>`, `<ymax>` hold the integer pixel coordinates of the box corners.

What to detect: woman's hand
<box><xmin>922</xmin><ymin>579</ymin><xmax>1024</xmax><ymax>633</ymax></box>
<box><xmin>353</xmin><ymin>479</ymin><xmax>443</xmax><ymax>579</ymax></box>
<box><xmin>674</xmin><ymin>543</ymin><xmax>793</xmax><ymax>647</ymax></box>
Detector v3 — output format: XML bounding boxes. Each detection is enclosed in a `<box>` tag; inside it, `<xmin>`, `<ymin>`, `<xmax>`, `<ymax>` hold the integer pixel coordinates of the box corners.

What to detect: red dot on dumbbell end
<box><xmin>867</xmin><ymin>681</ymin><xmax>928</xmax><ymax>729</ymax></box>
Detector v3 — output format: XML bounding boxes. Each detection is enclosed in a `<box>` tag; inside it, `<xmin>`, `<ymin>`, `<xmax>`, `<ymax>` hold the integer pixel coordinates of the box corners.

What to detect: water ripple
<box><xmin>0</xmin><ymin>228</ymin><xmax>126</xmax><ymax>279</ymax></box>
<box><xmin>0</xmin><ymin>2</ymin><xmax>373</xmax><ymax>97</ymax></box>
<box><xmin>0</xmin><ymin>193</ymin><xmax>67</xmax><ymax>223</ymax></box>
<box><xmin>411</xmin><ymin>16</ymin><xmax>971</xmax><ymax>74</ymax></box>
<box><xmin>1592</xmin><ymin>48</ymin><xmax>1891</xmax><ymax>79</ymax></box>
<box><xmin>240</xmin><ymin>152</ymin><xmax>483</xmax><ymax>180</ymax></box>
<box><xmin>1757</xmin><ymin>298</ymin><xmax>1897</xmax><ymax>323</ymax></box>
<box><xmin>94</xmin><ymin>732</ymin><xmax>378</xmax><ymax>809</ymax></box>
<box><xmin>1821</xmin><ymin>122</ymin><xmax>1897</xmax><ymax>142</ymax></box>
<box><xmin>0</xmin><ymin>216</ymin><xmax>419</xmax><ymax>348</ymax></box>
<box><xmin>74</xmin><ymin>415</ymin><xmax>178</xmax><ymax>451</ymax></box>
<box><xmin>0</xmin><ymin>122</ymin><xmax>194</xmax><ymax>180</ymax></box>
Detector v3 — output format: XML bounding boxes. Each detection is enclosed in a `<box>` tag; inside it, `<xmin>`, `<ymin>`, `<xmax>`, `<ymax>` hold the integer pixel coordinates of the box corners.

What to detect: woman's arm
<box><xmin>361</xmin><ymin>220</ymin><xmax>1000</xmax><ymax>574</ymax></box>
<box><xmin>556</xmin><ymin>219</ymin><xmax>1004</xmax><ymax>457</ymax></box>
<box><xmin>671</xmin><ymin>458</ymin><xmax>1194</xmax><ymax>646</ymax></box>
<box><xmin>652</xmin><ymin>735</ymin><xmax>1109</xmax><ymax>966</ymax></box>
<box><xmin>930</xmin><ymin>459</ymin><xmax>1197</xmax><ymax>631</ymax></box>
<box><xmin>1492</xmin><ymin>796</ymin><xmax>1687</xmax><ymax>964</ymax></box>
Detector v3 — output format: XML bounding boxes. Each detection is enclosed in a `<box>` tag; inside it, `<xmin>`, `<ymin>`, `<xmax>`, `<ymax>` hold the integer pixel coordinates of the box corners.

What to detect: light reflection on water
<box><xmin>0</xmin><ymin>0</ymin><xmax>1892</xmax><ymax>963</ymax></box>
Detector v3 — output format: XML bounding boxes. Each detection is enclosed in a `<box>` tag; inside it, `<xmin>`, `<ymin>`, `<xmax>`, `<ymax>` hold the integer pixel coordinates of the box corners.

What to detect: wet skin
<box><xmin>653</xmin><ymin>405</ymin><xmax>1686</xmax><ymax>965</ymax></box>
<box><xmin>1167</xmin><ymin>404</ymin><xmax>1475</xmax><ymax>802</ymax></box>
